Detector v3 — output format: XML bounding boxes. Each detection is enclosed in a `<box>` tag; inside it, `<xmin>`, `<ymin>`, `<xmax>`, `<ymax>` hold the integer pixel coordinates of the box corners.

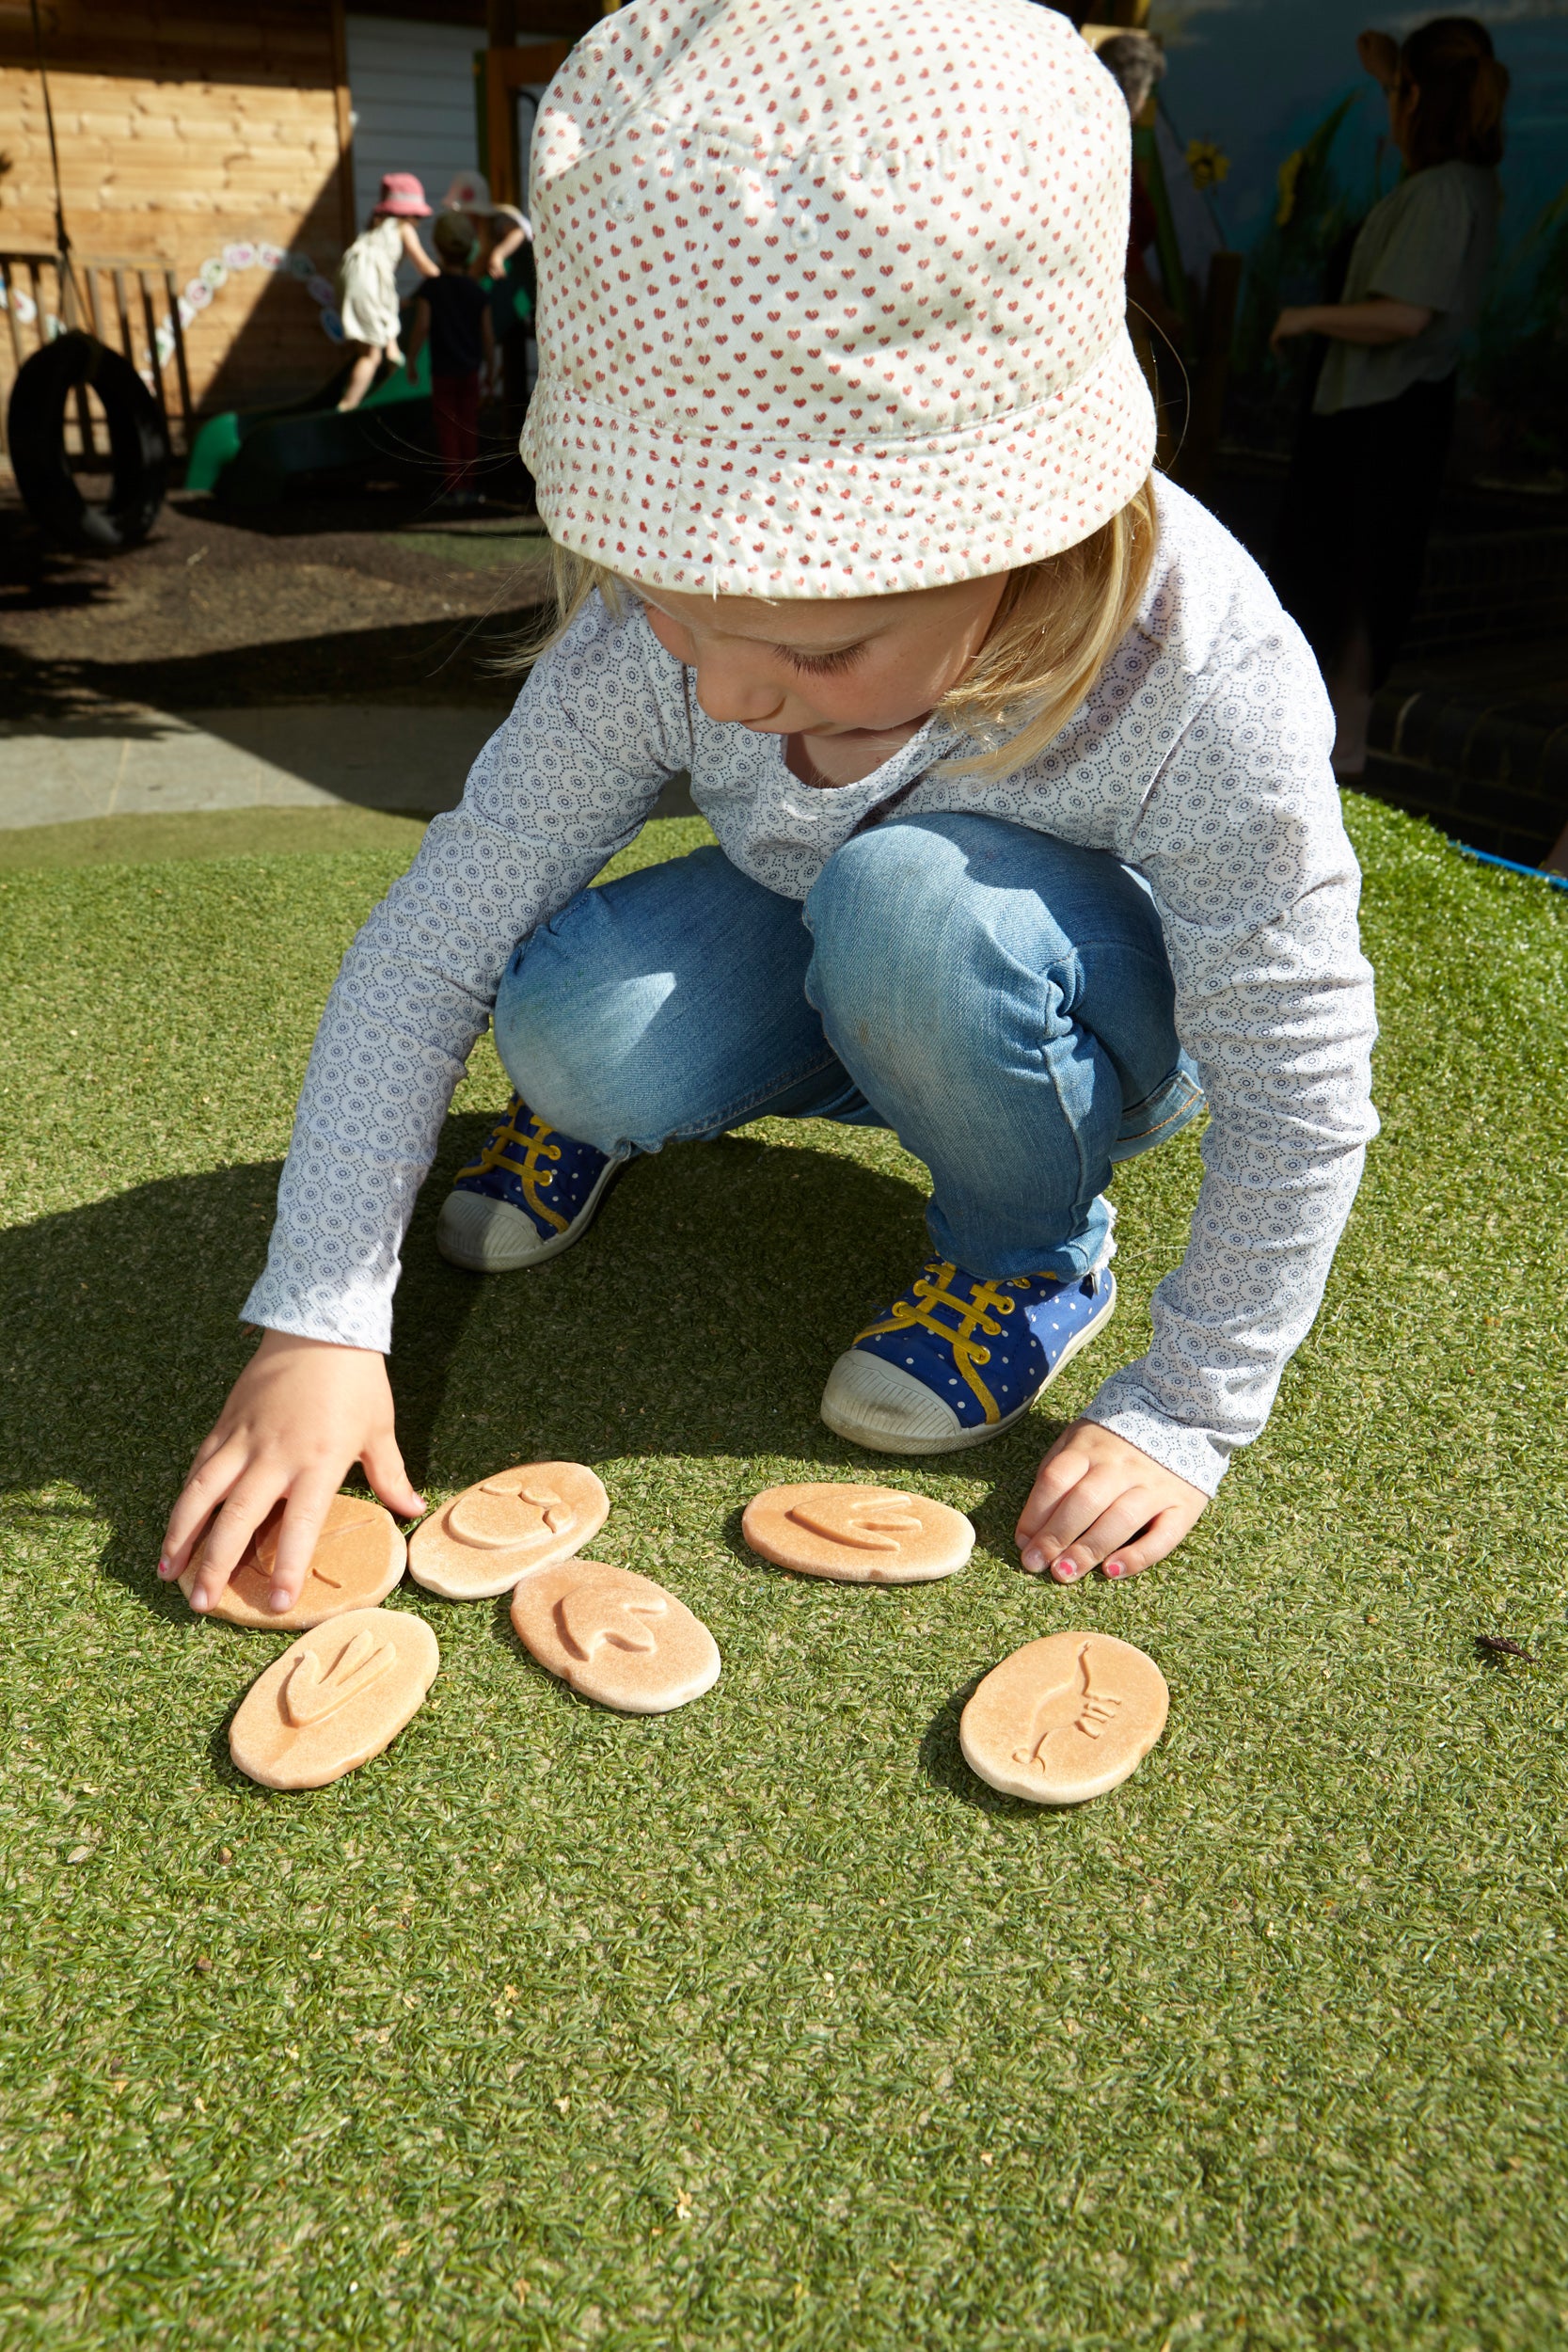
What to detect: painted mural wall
<box><xmin>1150</xmin><ymin>0</ymin><xmax>1568</xmax><ymax>481</ymax></box>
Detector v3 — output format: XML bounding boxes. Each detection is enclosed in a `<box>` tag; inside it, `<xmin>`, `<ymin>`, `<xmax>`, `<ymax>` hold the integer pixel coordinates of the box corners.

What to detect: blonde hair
<box><xmin>510</xmin><ymin>477</ymin><xmax>1157</xmax><ymax>781</ymax></box>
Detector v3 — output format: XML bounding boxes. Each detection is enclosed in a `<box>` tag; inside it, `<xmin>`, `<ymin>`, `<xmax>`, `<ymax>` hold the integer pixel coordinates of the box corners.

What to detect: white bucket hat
<box><xmin>443</xmin><ymin>170</ymin><xmax>493</xmax><ymax>213</ymax></box>
<box><xmin>522</xmin><ymin>0</ymin><xmax>1154</xmax><ymax>597</ymax></box>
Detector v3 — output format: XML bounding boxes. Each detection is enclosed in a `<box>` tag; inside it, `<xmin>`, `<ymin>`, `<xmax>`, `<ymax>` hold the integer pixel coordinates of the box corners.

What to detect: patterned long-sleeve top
<box><xmin>244</xmin><ymin>479</ymin><xmax>1378</xmax><ymax>1495</ymax></box>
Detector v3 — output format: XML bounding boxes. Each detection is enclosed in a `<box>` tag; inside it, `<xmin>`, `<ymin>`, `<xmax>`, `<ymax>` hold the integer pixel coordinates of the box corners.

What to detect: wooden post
<box><xmin>164</xmin><ymin>269</ymin><xmax>194</xmax><ymax>441</ymax></box>
<box><xmin>484</xmin><ymin>40</ymin><xmax>574</xmax><ymax>209</ymax></box>
<box><xmin>111</xmin><ymin>267</ymin><xmax>134</xmax><ymax>366</ymax></box>
<box><xmin>138</xmin><ymin>272</ymin><xmax>172</xmax><ymax>442</ymax></box>
<box><xmin>486</xmin><ymin>51</ymin><xmax>516</xmax><ymax>205</ymax></box>
<box><xmin>329</xmin><ymin>0</ymin><xmax>356</xmax><ymax>248</ymax></box>
<box><xmin>0</xmin><ymin>260</ymin><xmax>25</xmax><ymax>373</ymax></box>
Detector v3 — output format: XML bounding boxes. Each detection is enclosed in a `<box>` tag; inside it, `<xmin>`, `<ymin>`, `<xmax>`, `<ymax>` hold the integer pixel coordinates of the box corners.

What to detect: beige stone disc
<box><xmin>180</xmin><ymin>1494</ymin><xmax>405</xmax><ymax>1628</ymax></box>
<box><xmin>229</xmin><ymin>1607</ymin><xmax>439</xmax><ymax>1790</ymax></box>
<box><xmin>741</xmin><ymin>1482</ymin><xmax>973</xmax><ymax>1584</ymax></box>
<box><xmin>959</xmin><ymin>1629</ymin><xmax>1169</xmax><ymax>1804</ymax></box>
<box><xmin>510</xmin><ymin>1560</ymin><xmax>721</xmax><ymax>1715</ymax></box>
<box><xmin>407</xmin><ymin>1461</ymin><xmax>610</xmax><ymax>1599</ymax></box>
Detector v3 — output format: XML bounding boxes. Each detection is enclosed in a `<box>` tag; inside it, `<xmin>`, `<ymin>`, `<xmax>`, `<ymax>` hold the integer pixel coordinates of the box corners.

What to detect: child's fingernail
<box><xmin>269</xmin><ymin>1587</ymin><xmax>294</xmax><ymax>1613</ymax></box>
<box><xmin>1050</xmin><ymin>1558</ymin><xmax>1081</xmax><ymax>1582</ymax></box>
<box><xmin>1021</xmin><ymin>1546</ymin><xmax>1044</xmax><ymax>1573</ymax></box>
<box><xmin>157</xmin><ymin>1557</ymin><xmax>172</xmax><ymax>1578</ymax></box>
<box><xmin>1104</xmin><ymin>1559</ymin><xmax>1125</xmax><ymax>1579</ymax></box>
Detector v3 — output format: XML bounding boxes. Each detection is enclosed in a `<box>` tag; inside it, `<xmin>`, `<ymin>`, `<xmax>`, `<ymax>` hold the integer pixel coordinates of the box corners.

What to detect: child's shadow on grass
<box><xmin>0</xmin><ymin>1114</ymin><xmax>935</xmax><ymax>1617</ymax></box>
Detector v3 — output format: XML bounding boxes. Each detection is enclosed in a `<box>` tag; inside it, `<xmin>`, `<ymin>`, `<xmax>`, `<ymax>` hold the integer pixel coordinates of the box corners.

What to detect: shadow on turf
<box><xmin>918</xmin><ymin>1671</ymin><xmax>1051</xmax><ymax>1819</ymax></box>
<box><xmin>0</xmin><ymin>1116</ymin><xmax>1077</xmax><ymax>1630</ymax></box>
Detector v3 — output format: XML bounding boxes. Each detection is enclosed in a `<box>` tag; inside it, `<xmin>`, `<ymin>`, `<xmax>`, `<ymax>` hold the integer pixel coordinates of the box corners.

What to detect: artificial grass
<box><xmin>0</xmin><ymin>806</ymin><xmax>431</xmax><ymax>875</ymax></box>
<box><xmin>0</xmin><ymin>801</ymin><xmax>1564</xmax><ymax>2350</ymax></box>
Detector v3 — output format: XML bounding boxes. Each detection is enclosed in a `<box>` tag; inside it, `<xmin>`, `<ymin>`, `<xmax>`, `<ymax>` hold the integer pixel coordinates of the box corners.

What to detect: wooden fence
<box><xmin>0</xmin><ymin>249</ymin><xmax>194</xmax><ymax>461</ymax></box>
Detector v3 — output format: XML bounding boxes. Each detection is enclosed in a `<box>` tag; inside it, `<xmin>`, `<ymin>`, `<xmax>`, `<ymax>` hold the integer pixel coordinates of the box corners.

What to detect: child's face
<box><xmin>632</xmin><ymin>574</ymin><xmax>1008</xmax><ymax>744</ymax></box>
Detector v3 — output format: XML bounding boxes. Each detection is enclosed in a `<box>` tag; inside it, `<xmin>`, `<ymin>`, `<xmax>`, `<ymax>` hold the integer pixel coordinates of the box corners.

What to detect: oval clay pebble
<box><xmin>230</xmin><ymin>1607</ymin><xmax>439</xmax><ymax>1790</ymax></box>
<box><xmin>510</xmin><ymin>1561</ymin><xmax>720</xmax><ymax>1715</ymax></box>
<box><xmin>408</xmin><ymin>1461</ymin><xmax>610</xmax><ymax>1599</ymax></box>
<box><xmin>959</xmin><ymin>1629</ymin><xmax>1169</xmax><ymax>1805</ymax></box>
<box><xmin>742</xmin><ymin>1482</ymin><xmax>973</xmax><ymax>1584</ymax></box>
<box><xmin>180</xmin><ymin>1494</ymin><xmax>405</xmax><ymax>1629</ymax></box>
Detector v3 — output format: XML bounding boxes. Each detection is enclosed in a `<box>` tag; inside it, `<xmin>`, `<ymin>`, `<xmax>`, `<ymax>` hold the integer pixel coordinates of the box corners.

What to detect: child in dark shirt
<box><xmin>407</xmin><ymin>213</ymin><xmax>495</xmax><ymax>507</ymax></box>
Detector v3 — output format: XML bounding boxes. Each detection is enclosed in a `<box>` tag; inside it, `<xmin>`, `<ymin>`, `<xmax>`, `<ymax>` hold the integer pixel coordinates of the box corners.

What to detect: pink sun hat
<box><xmin>520</xmin><ymin>0</ymin><xmax>1155</xmax><ymax>598</ymax></box>
<box><xmin>372</xmin><ymin>172</ymin><xmax>431</xmax><ymax>219</ymax></box>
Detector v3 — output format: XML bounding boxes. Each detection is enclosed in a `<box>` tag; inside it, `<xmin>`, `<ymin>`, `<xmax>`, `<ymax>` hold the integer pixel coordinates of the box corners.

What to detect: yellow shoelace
<box><xmin>855</xmin><ymin>1260</ymin><xmax>1023</xmax><ymax>1425</ymax></box>
<box><xmin>456</xmin><ymin>1100</ymin><xmax>569</xmax><ymax>1234</ymax></box>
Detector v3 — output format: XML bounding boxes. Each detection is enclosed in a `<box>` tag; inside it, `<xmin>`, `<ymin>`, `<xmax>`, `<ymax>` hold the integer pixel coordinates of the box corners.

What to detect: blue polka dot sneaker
<box><xmin>819</xmin><ymin>1259</ymin><xmax>1117</xmax><ymax>1455</ymax></box>
<box><xmin>436</xmin><ymin>1094</ymin><xmax>628</xmax><ymax>1273</ymax></box>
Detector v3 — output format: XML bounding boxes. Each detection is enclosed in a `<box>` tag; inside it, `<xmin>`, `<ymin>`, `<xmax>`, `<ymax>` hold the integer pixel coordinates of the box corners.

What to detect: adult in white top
<box><xmin>1270</xmin><ymin>18</ymin><xmax>1510</xmax><ymax>773</ymax></box>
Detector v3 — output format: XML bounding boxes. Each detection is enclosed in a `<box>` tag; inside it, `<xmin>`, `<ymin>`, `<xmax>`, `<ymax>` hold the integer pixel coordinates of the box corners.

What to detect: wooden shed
<box><xmin>0</xmin><ymin>0</ymin><xmax>599</xmax><ymax>443</ymax></box>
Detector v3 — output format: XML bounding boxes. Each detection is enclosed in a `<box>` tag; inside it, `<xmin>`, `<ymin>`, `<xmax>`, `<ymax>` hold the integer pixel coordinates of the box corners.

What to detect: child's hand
<box><xmin>157</xmin><ymin>1331</ymin><xmax>425</xmax><ymax>1615</ymax></box>
<box><xmin>1016</xmin><ymin>1421</ymin><xmax>1207</xmax><ymax>1583</ymax></box>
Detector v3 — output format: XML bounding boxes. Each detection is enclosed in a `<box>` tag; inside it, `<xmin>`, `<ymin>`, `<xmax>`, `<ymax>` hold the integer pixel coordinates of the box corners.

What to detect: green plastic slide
<box><xmin>183</xmin><ymin>346</ymin><xmax>435</xmax><ymax>504</ymax></box>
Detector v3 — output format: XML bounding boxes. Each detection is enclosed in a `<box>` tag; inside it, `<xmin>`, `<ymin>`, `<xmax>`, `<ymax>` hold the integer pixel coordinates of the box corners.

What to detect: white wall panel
<box><xmin>345</xmin><ymin>14</ymin><xmax>483</xmax><ymax>279</ymax></box>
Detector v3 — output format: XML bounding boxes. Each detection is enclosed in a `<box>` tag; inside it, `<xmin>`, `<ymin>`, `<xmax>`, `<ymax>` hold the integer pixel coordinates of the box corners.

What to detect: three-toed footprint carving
<box><xmin>742</xmin><ymin>1484</ymin><xmax>974</xmax><ymax>1582</ymax></box>
<box><xmin>282</xmin><ymin>1626</ymin><xmax>395</xmax><ymax>1727</ymax></box>
<box><xmin>785</xmin><ymin>1498</ymin><xmax>925</xmax><ymax>1552</ymax></box>
<box><xmin>513</xmin><ymin>1563</ymin><xmax>720</xmax><ymax>1714</ymax></box>
<box><xmin>558</xmin><ymin>1580</ymin><xmax>668</xmax><ymax>1661</ymax></box>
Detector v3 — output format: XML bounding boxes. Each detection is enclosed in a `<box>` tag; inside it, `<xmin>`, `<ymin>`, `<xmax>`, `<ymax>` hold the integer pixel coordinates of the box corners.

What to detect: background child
<box><xmin>335</xmin><ymin>171</ymin><xmax>439</xmax><ymax>413</ymax></box>
<box><xmin>442</xmin><ymin>172</ymin><xmax>537</xmax><ymax>487</ymax></box>
<box><xmin>162</xmin><ymin>0</ymin><xmax>1376</xmax><ymax>1619</ymax></box>
<box><xmin>405</xmin><ymin>212</ymin><xmax>496</xmax><ymax>508</ymax></box>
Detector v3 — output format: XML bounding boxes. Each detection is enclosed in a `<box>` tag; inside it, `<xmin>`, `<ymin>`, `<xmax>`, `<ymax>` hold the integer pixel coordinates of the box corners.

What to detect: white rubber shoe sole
<box><xmin>435</xmin><ymin>1157</ymin><xmax>625</xmax><ymax>1274</ymax></box>
<box><xmin>819</xmin><ymin>1272</ymin><xmax>1117</xmax><ymax>1455</ymax></box>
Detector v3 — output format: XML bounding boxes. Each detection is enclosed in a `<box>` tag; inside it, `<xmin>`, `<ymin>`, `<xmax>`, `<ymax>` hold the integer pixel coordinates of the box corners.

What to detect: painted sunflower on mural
<box><xmin>1186</xmin><ymin>137</ymin><xmax>1230</xmax><ymax>193</ymax></box>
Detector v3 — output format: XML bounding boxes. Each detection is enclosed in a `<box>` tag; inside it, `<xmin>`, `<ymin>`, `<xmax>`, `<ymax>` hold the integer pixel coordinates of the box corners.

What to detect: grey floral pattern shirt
<box><xmin>245</xmin><ymin>480</ymin><xmax>1377</xmax><ymax>1494</ymax></box>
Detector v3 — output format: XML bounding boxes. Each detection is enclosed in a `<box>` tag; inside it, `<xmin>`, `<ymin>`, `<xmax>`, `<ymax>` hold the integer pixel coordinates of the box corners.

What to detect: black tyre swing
<box><xmin>8</xmin><ymin>329</ymin><xmax>169</xmax><ymax>552</ymax></box>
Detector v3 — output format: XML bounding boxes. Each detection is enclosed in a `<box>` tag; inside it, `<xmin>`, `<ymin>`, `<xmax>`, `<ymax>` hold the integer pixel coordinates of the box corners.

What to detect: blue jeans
<box><xmin>492</xmin><ymin>813</ymin><xmax>1203</xmax><ymax>1282</ymax></box>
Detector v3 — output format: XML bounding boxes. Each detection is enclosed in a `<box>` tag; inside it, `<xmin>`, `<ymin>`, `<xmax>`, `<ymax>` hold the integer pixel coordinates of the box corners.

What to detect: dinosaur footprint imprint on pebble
<box><xmin>179</xmin><ymin>1495</ymin><xmax>406</xmax><ymax>1629</ymax></box>
<box><xmin>282</xmin><ymin>1626</ymin><xmax>394</xmax><ymax>1726</ymax></box>
<box><xmin>407</xmin><ymin>1463</ymin><xmax>610</xmax><ymax>1599</ymax></box>
<box><xmin>784</xmin><ymin>1499</ymin><xmax>925</xmax><ymax>1553</ymax></box>
<box><xmin>229</xmin><ymin>1608</ymin><xmax>440</xmax><ymax>1791</ymax></box>
<box><xmin>960</xmin><ymin>1630</ymin><xmax>1168</xmax><ymax>1806</ymax></box>
<box><xmin>445</xmin><ymin>1477</ymin><xmax>573</xmax><ymax>1550</ymax></box>
<box><xmin>513</xmin><ymin>1563</ymin><xmax>720</xmax><ymax>1714</ymax></box>
<box><xmin>1011</xmin><ymin>1643</ymin><xmax>1124</xmax><ymax>1768</ymax></box>
<box><xmin>557</xmin><ymin>1577</ymin><xmax>667</xmax><ymax>1661</ymax></box>
<box><xmin>742</xmin><ymin>1483</ymin><xmax>974</xmax><ymax>1583</ymax></box>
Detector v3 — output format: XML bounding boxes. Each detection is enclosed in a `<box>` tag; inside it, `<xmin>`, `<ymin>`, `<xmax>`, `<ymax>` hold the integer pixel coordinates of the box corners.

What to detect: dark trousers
<box><xmin>432</xmin><ymin>370</ymin><xmax>481</xmax><ymax>498</ymax></box>
<box><xmin>1269</xmin><ymin>373</ymin><xmax>1456</xmax><ymax>691</ymax></box>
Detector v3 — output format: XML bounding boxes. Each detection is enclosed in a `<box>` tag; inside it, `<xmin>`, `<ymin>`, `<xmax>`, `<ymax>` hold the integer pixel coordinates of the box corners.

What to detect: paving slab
<box><xmin>0</xmin><ymin>703</ymin><xmax>513</xmax><ymax>832</ymax></box>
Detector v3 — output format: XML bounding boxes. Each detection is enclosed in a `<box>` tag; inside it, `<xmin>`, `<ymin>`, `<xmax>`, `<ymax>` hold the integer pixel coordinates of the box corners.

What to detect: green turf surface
<box><xmin>0</xmin><ymin>803</ymin><xmax>1564</xmax><ymax>2349</ymax></box>
<box><xmin>0</xmin><ymin>805</ymin><xmax>431</xmax><ymax>874</ymax></box>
